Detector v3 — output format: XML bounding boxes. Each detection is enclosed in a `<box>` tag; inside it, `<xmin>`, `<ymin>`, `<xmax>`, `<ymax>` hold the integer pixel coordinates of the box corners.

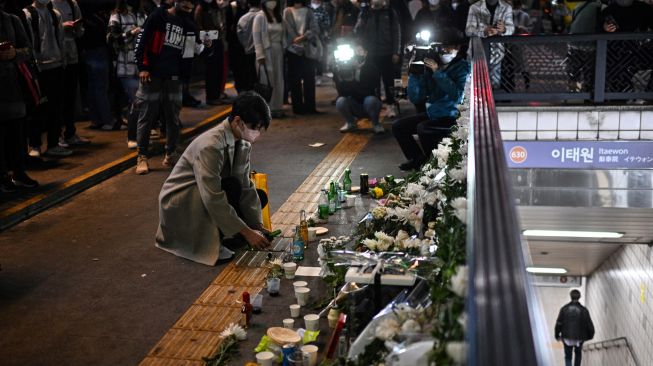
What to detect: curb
<box><xmin>0</xmin><ymin>108</ymin><xmax>232</xmax><ymax>232</ymax></box>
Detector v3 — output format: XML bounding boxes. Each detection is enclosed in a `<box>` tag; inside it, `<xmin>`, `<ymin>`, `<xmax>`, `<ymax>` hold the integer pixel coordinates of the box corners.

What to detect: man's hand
<box><xmin>392</xmin><ymin>54</ymin><xmax>400</xmax><ymax>64</ymax></box>
<box><xmin>603</xmin><ymin>22</ymin><xmax>617</xmax><ymax>33</ymax></box>
<box><xmin>484</xmin><ymin>26</ymin><xmax>498</xmax><ymax>36</ymax></box>
<box><xmin>495</xmin><ymin>20</ymin><xmax>506</xmax><ymax>34</ymax></box>
<box><xmin>424</xmin><ymin>58</ymin><xmax>439</xmax><ymax>72</ymax></box>
<box><xmin>131</xmin><ymin>27</ymin><xmax>142</xmax><ymax>35</ymax></box>
<box><xmin>241</xmin><ymin>227</ymin><xmax>271</xmax><ymax>249</ymax></box>
<box><xmin>139</xmin><ymin>71</ymin><xmax>151</xmax><ymax>84</ymax></box>
<box><xmin>63</xmin><ymin>20</ymin><xmax>76</xmax><ymax>29</ymax></box>
<box><xmin>0</xmin><ymin>46</ymin><xmax>16</xmax><ymax>61</ymax></box>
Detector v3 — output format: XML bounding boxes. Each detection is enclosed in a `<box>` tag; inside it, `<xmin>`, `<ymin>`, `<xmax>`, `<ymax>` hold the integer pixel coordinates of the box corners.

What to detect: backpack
<box><xmin>26</xmin><ymin>3</ymin><xmax>61</xmax><ymax>54</ymax></box>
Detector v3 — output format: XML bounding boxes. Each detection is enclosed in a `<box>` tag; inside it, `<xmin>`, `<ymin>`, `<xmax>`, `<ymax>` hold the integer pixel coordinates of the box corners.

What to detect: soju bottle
<box><xmin>318</xmin><ymin>189</ymin><xmax>330</xmax><ymax>220</ymax></box>
<box><xmin>343</xmin><ymin>169</ymin><xmax>352</xmax><ymax>193</ymax></box>
<box><xmin>335</xmin><ymin>184</ymin><xmax>342</xmax><ymax>210</ymax></box>
<box><xmin>292</xmin><ymin>226</ymin><xmax>305</xmax><ymax>261</ymax></box>
<box><xmin>328</xmin><ymin>181</ymin><xmax>337</xmax><ymax>214</ymax></box>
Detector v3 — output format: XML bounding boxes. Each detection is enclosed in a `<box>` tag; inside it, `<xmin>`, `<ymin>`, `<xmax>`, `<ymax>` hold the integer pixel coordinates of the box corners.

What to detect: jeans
<box><xmin>83</xmin><ymin>47</ymin><xmax>112</xmax><ymax>127</ymax></box>
<box><xmin>120</xmin><ymin>77</ymin><xmax>140</xmax><ymax>142</ymax></box>
<box><xmin>62</xmin><ymin>64</ymin><xmax>79</xmax><ymax>139</ymax></box>
<box><xmin>287</xmin><ymin>51</ymin><xmax>316</xmax><ymax>113</ymax></box>
<box><xmin>336</xmin><ymin>96</ymin><xmax>382</xmax><ymax>127</ymax></box>
<box><xmin>135</xmin><ymin>77</ymin><xmax>182</xmax><ymax>156</ymax></box>
<box><xmin>392</xmin><ymin>112</ymin><xmax>457</xmax><ymax>162</ymax></box>
<box><xmin>31</xmin><ymin>67</ymin><xmax>64</xmax><ymax>150</ymax></box>
<box><xmin>564</xmin><ymin>343</ymin><xmax>583</xmax><ymax>366</ymax></box>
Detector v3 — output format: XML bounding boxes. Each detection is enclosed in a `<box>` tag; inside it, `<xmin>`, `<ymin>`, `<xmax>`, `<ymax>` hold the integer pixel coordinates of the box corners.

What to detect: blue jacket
<box><xmin>407</xmin><ymin>58</ymin><xmax>471</xmax><ymax>120</ymax></box>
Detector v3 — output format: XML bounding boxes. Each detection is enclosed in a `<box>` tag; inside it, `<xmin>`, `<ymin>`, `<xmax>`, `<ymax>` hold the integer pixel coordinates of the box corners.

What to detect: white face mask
<box><xmin>440</xmin><ymin>51</ymin><xmax>457</xmax><ymax>64</ymax></box>
<box><xmin>265</xmin><ymin>0</ymin><xmax>277</xmax><ymax>9</ymax></box>
<box><xmin>428</xmin><ymin>0</ymin><xmax>439</xmax><ymax>6</ymax></box>
<box><xmin>240</xmin><ymin>123</ymin><xmax>261</xmax><ymax>142</ymax></box>
<box><xmin>310</xmin><ymin>1</ymin><xmax>320</xmax><ymax>8</ymax></box>
<box><xmin>37</xmin><ymin>0</ymin><xmax>50</xmax><ymax>4</ymax></box>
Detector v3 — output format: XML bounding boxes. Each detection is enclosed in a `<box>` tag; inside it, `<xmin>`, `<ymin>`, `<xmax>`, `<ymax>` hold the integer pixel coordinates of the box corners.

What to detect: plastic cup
<box><xmin>308</xmin><ymin>227</ymin><xmax>318</xmax><ymax>242</ymax></box>
<box><xmin>283</xmin><ymin>262</ymin><xmax>297</xmax><ymax>279</ymax></box>
<box><xmin>252</xmin><ymin>294</ymin><xmax>263</xmax><ymax>313</ymax></box>
<box><xmin>295</xmin><ymin>287</ymin><xmax>310</xmax><ymax>306</ymax></box>
<box><xmin>283</xmin><ymin>318</ymin><xmax>295</xmax><ymax>329</ymax></box>
<box><xmin>267</xmin><ymin>277</ymin><xmax>280</xmax><ymax>296</ymax></box>
<box><xmin>256</xmin><ymin>351</ymin><xmax>275</xmax><ymax>366</ymax></box>
<box><xmin>346</xmin><ymin>195</ymin><xmax>356</xmax><ymax>207</ymax></box>
<box><xmin>303</xmin><ymin>314</ymin><xmax>320</xmax><ymax>331</ymax></box>
<box><xmin>290</xmin><ymin>304</ymin><xmax>301</xmax><ymax>318</ymax></box>
<box><xmin>301</xmin><ymin>345</ymin><xmax>319</xmax><ymax>366</ymax></box>
<box><xmin>293</xmin><ymin>281</ymin><xmax>308</xmax><ymax>289</ymax></box>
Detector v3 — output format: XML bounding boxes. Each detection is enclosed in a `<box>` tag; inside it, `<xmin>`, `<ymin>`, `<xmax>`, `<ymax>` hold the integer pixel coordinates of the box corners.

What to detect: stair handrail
<box><xmin>583</xmin><ymin>337</ymin><xmax>640</xmax><ymax>366</ymax></box>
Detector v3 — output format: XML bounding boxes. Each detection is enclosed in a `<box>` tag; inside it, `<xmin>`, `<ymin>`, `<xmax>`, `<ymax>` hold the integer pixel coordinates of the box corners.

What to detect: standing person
<box><xmin>226</xmin><ymin>0</ymin><xmax>250</xmax><ymax>93</ymax></box>
<box><xmin>155</xmin><ymin>92</ymin><xmax>272</xmax><ymax>265</ymax></box>
<box><xmin>310</xmin><ymin>0</ymin><xmax>334</xmax><ymax>85</ymax></box>
<box><xmin>555</xmin><ymin>289</ymin><xmax>595</xmax><ymax>366</ymax></box>
<box><xmin>354</xmin><ymin>0</ymin><xmax>401</xmax><ymax>118</ymax></box>
<box><xmin>195</xmin><ymin>0</ymin><xmax>230</xmax><ymax>105</ymax></box>
<box><xmin>283</xmin><ymin>0</ymin><xmax>322</xmax><ymax>115</ymax></box>
<box><xmin>236</xmin><ymin>0</ymin><xmax>262</xmax><ymax>92</ymax></box>
<box><xmin>108</xmin><ymin>0</ymin><xmax>147</xmax><ymax>149</ymax></box>
<box><xmin>465</xmin><ymin>0</ymin><xmax>513</xmax><ymax>89</ymax></box>
<box><xmin>23</xmin><ymin>0</ymin><xmax>72</xmax><ymax>157</ymax></box>
<box><xmin>253</xmin><ymin>0</ymin><xmax>285</xmax><ymax>118</ymax></box>
<box><xmin>180</xmin><ymin>2</ymin><xmax>202</xmax><ymax>108</ymax></box>
<box><xmin>567</xmin><ymin>0</ymin><xmax>601</xmax><ymax>93</ymax></box>
<box><xmin>331</xmin><ymin>0</ymin><xmax>359</xmax><ymax>39</ymax></box>
<box><xmin>0</xmin><ymin>3</ymin><xmax>39</xmax><ymax>191</ymax></box>
<box><xmin>501</xmin><ymin>0</ymin><xmax>531</xmax><ymax>91</ymax></box>
<box><xmin>52</xmin><ymin>0</ymin><xmax>89</xmax><ymax>147</ymax></box>
<box><xmin>134</xmin><ymin>0</ymin><xmax>208</xmax><ymax>174</ymax></box>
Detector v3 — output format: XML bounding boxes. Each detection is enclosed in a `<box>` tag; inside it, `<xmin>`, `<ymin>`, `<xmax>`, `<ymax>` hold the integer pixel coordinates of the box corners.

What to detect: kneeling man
<box><xmin>156</xmin><ymin>92</ymin><xmax>272</xmax><ymax>265</ymax></box>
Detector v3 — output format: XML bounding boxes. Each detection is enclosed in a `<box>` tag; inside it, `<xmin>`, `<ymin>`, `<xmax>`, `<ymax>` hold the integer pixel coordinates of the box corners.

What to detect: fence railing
<box><xmin>483</xmin><ymin>32</ymin><xmax>653</xmax><ymax>103</ymax></box>
<box><xmin>466</xmin><ymin>37</ymin><xmax>552</xmax><ymax>365</ymax></box>
<box><xmin>583</xmin><ymin>337</ymin><xmax>640</xmax><ymax>366</ymax></box>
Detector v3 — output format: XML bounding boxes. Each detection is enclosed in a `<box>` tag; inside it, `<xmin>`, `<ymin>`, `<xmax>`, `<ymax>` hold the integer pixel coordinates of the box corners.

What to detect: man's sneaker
<box><xmin>135</xmin><ymin>155</ymin><xmax>149</xmax><ymax>175</ymax></box>
<box><xmin>1</xmin><ymin>174</ymin><xmax>17</xmax><ymax>193</ymax></box>
<box><xmin>127</xmin><ymin>140</ymin><xmax>137</xmax><ymax>149</ymax></box>
<box><xmin>28</xmin><ymin>147</ymin><xmax>41</xmax><ymax>158</ymax></box>
<box><xmin>65</xmin><ymin>134</ymin><xmax>91</xmax><ymax>145</ymax></box>
<box><xmin>386</xmin><ymin>104</ymin><xmax>398</xmax><ymax>118</ymax></box>
<box><xmin>373</xmin><ymin>124</ymin><xmax>385</xmax><ymax>134</ymax></box>
<box><xmin>340</xmin><ymin>123</ymin><xmax>357</xmax><ymax>133</ymax></box>
<box><xmin>162</xmin><ymin>152</ymin><xmax>179</xmax><ymax>168</ymax></box>
<box><xmin>58</xmin><ymin>137</ymin><xmax>70</xmax><ymax>148</ymax></box>
<box><xmin>219</xmin><ymin>245</ymin><xmax>235</xmax><ymax>260</ymax></box>
<box><xmin>12</xmin><ymin>171</ymin><xmax>39</xmax><ymax>189</ymax></box>
<box><xmin>44</xmin><ymin>146</ymin><xmax>73</xmax><ymax>157</ymax></box>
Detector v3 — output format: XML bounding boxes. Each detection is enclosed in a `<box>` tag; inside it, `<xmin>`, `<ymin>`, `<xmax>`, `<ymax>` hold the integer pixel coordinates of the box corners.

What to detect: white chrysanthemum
<box><xmin>448</xmin><ymin>167</ymin><xmax>466</xmax><ymax>183</ymax></box>
<box><xmin>317</xmin><ymin>243</ymin><xmax>327</xmax><ymax>259</ymax></box>
<box><xmin>419</xmin><ymin>239</ymin><xmax>435</xmax><ymax>256</ymax></box>
<box><xmin>362</xmin><ymin>238</ymin><xmax>378</xmax><ymax>251</ymax></box>
<box><xmin>375</xmin><ymin>318</ymin><xmax>401</xmax><ymax>341</ymax></box>
<box><xmin>434</xmin><ymin>144</ymin><xmax>453</xmax><ymax>167</ymax></box>
<box><xmin>440</xmin><ymin>137</ymin><xmax>453</xmax><ymax>147</ymax></box>
<box><xmin>421</xmin><ymin>163</ymin><xmax>432</xmax><ymax>172</ymax></box>
<box><xmin>394</xmin><ymin>230</ymin><xmax>410</xmax><ymax>248</ymax></box>
<box><xmin>424</xmin><ymin>229</ymin><xmax>435</xmax><ymax>238</ymax></box>
<box><xmin>428</xmin><ymin>221</ymin><xmax>436</xmax><ymax>229</ymax></box>
<box><xmin>372</xmin><ymin>206</ymin><xmax>388</xmax><ymax>220</ymax></box>
<box><xmin>450</xmin><ymin>265</ymin><xmax>469</xmax><ymax>297</ymax></box>
<box><xmin>445</xmin><ymin>341</ymin><xmax>468</xmax><ymax>365</ymax></box>
<box><xmin>425</xmin><ymin>191</ymin><xmax>439</xmax><ymax>206</ymax></box>
<box><xmin>458</xmin><ymin>312</ymin><xmax>468</xmax><ymax>332</ymax></box>
<box><xmin>404</xmin><ymin>183</ymin><xmax>425</xmax><ymax>198</ymax></box>
<box><xmin>400</xmin><ymin>319</ymin><xmax>422</xmax><ymax>334</ymax></box>
<box><xmin>220</xmin><ymin>323</ymin><xmax>247</xmax><ymax>340</ymax></box>
<box><xmin>419</xmin><ymin>175</ymin><xmax>431</xmax><ymax>186</ymax></box>
<box><xmin>452</xmin><ymin>124</ymin><xmax>469</xmax><ymax>141</ymax></box>
<box><xmin>450</xmin><ymin>197</ymin><xmax>468</xmax><ymax>224</ymax></box>
<box><xmin>269</xmin><ymin>258</ymin><xmax>283</xmax><ymax>267</ymax></box>
<box><xmin>374</xmin><ymin>232</ymin><xmax>394</xmax><ymax>251</ymax></box>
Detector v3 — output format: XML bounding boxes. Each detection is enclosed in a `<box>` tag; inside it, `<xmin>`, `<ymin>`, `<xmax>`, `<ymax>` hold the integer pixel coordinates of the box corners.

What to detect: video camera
<box><xmin>405</xmin><ymin>30</ymin><xmax>446</xmax><ymax>75</ymax></box>
<box><xmin>333</xmin><ymin>44</ymin><xmax>358</xmax><ymax>82</ymax></box>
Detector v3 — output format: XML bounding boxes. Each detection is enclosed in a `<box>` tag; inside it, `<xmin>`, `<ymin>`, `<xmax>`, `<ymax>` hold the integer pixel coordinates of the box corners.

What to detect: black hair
<box><xmin>436</xmin><ymin>26</ymin><xmax>465</xmax><ymax>47</ymax></box>
<box><xmin>570</xmin><ymin>290</ymin><xmax>581</xmax><ymax>301</ymax></box>
<box><xmin>286</xmin><ymin>0</ymin><xmax>307</xmax><ymax>7</ymax></box>
<box><xmin>262</xmin><ymin>0</ymin><xmax>282</xmax><ymax>23</ymax></box>
<box><xmin>247</xmin><ymin>0</ymin><xmax>261</xmax><ymax>7</ymax></box>
<box><xmin>230</xmin><ymin>91</ymin><xmax>271</xmax><ymax>130</ymax></box>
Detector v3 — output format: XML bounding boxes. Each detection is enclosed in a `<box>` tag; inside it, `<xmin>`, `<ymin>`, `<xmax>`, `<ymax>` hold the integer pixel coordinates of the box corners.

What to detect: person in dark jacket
<box><xmin>392</xmin><ymin>27</ymin><xmax>470</xmax><ymax>171</ymax></box>
<box><xmin>555</xmin><ymin>289</ymin><xmax>595</xmax><ymax>366</ymax></box>
<box><xmin>334</xmin><ymin>41</ymin><xmax>384</xmax><ymax>134</ymax></box>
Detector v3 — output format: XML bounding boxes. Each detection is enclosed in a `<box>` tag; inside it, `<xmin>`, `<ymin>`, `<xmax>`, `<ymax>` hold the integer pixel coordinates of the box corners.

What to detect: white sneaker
<box><xmin>65</xmin><ymin>134</ymin><xmax>91</xmax><ymax>145</ymax></box>
<box><xmin>219</xmin><ymin>246</ymin><xmax>235</xmax><ymax>260</ymax></box>
<box><xmin>135</xmin><ymin>155</ymin><xmax>149</xmax><ymax>175</ymax></box>
<box><xmin>386</xmin><ymin>104</ymin><xmax>398</xmax><ymax>118</ymax></box>
<box><xmin>127</xmin><ymin>140</ymin><xmax>137</xmax><ymax>149</ymax></box>
<box><xmin>44</xmin><ymin>146</ymin><xmax>73</xmax><ymax>157</ymax></box>
<box><xmin>162</xmin><ymin>152</ymin><xmax>179</xmax><ymax>168</ymax></box>
<box><xmin>373</xmin><ymin>124</ymin><xmax>386</xmax><ymax>134</ymax></box>
<box><xmin>340</xmin><ymin>123</ymin><xmax>357</xmax><ymax>133</ymax></box>
<box><xmin>58</xmin><ymin>137</ymin><xmax>70</xmax><ymax>148</ymax></box>
<box><xmin>28</xmin><ymin>148</ymin><xmax>41</xmax><ymax>158</ymax></box>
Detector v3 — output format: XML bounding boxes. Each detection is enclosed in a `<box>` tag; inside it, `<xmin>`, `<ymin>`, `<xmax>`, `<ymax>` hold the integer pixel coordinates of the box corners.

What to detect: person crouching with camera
<box><xmin>334</xmin><ymin>40</ymin><xmax>385</xmax><ymax>134</ymax></box>
<box><xmin>392</xmin><ymin>27</ymin><xmax>470</xmax><ymax>171</ymax></box>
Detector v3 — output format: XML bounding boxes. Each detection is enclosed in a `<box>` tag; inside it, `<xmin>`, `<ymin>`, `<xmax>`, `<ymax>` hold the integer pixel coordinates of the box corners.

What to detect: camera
<box><xmin>333</xmin><ymin>44</ymin><xmax>358</xmax><ymax>82</ymax></box>
<box><xmin>405</xmin><ymin>30</ymin><xmax>445</xmax><ymax>75</ymax></box>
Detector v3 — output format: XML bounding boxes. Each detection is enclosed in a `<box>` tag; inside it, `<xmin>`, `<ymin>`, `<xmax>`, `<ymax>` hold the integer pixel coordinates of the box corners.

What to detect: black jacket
<box><xmin>334</xmin><ymin>60</ymin><xmax>380</xmax><ymax>103</ymax></box>
<box><xmin>555</xmin><ymin>301</ymin><xmax>595</xmax><ymax>341</ymax></box>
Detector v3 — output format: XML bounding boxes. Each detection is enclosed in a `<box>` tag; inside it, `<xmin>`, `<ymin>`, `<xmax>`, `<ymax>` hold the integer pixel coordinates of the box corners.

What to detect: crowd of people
<box><xmin>1</xmin><ymin>0</ymin><xmax>652</xmax><ymax>192</ymax></box>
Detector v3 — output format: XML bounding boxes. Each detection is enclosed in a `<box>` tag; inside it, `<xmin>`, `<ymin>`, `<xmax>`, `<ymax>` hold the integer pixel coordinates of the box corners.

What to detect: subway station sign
<box><xmin>503</xmin><ymin>141</ymin><xmax>653</xmax><ymax>169</ymax></box>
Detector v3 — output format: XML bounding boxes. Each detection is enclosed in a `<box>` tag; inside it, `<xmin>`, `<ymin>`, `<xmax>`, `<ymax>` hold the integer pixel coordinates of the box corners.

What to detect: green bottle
<box><xmin>328</xmin><ymin>181</ymin><xmax>336</xmax><ymax>214</ymax></box>
<box><xmin>318</xmin><ymin>189</ymin><xmax>330</xmax><ymax>220</ymax></box>
<box><xmin>343</xmin><ymin>169</ymin><xmax>352</xmax><ymax>193</ymax></box>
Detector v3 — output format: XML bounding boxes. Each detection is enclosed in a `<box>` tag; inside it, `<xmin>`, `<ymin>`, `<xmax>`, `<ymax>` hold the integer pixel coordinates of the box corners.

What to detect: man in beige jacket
<box><xmin>156</xmin><ymin>92</ymin><xmax>271</xmax><ymax>265</ymax></box>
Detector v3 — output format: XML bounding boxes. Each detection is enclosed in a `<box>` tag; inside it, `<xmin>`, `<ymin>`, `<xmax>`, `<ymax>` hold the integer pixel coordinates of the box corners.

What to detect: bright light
<box><xmin>522</xmin><ymin>230</ymin><xmax>624</xmax><ymax>238</ymax></box>
<box><xmin>334</xmin><ymin>44</ymin><xmax>354</xmax><ymax>62</ymax></box>
<box><xmin>526</xmin><ymin>267</ymin><xmax>568</xmax><ymax>274</ymax></box>
<box><xmin>419</xmin><ymin>30</ymin><xmax>431</xmax><ymax>42</ymax></box>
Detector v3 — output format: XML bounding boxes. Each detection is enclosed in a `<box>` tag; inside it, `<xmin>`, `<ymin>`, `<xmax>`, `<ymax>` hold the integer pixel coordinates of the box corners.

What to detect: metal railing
<box><xmin>483</xmin><ymin>32</ymin><xmax>653</xmax><ymax>103</ymax></box>
<box><xmin>466</xmin><ymin>37</ymin><xmax>552</xmax><ymax>365</ymax></box>
<box><xmin>583</xmin><ymin>337</ymin><xmax>641</xmax><ymax>366</ymax></box>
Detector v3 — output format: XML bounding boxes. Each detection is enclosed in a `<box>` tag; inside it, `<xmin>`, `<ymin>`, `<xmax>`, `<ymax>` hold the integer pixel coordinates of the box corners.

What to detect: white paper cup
<box><xmin>283</xmin><ymin>262</ymin><xmax>297</xmax><ymax>279</ymax></box>
<box><xmin>295</xmin><ymin>287</ymin><xmax>310</xmax><ymax>306</ymax></box>
<box><xmin>256</xmin><ymin>351</ymin><xmax>275</xmax><ymax>366</ymax></box>
<box><xmin>290</xmin><ymin>304</ymin><xmax>301</xmax><ymax>318</ymax></box>
<box><xmin>346</xmin><ymin>195</ymin><xmax>356</xmax><ymax>207</ymax></box>
<box><xmin>293</xmin><ymin>281</ymin><xmax>308</xmax><ymax>289</ymax></box>
<box><xmin>308</xmin><ymin>227</ymin><xmax>318</xmax><ymax>242</ymax></box>
<box><xmin>301</xmin><ymin>345</ymin><xmax>319</xmax><ymax>366</ymax></box>
<box><xmin>303</xmin><ymin>314</ymin><xmax>320</xmax><ymax>331</ymax></box>
<box><xmin>283</xmin><ymin>318</ymin><xmax>295</xmax><ymax>329</ymax></box>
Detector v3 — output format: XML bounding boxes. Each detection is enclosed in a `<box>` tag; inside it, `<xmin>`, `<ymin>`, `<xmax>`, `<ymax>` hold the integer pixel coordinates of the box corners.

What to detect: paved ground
<box><xmin>0</xmin><ymin>83</ymin><xmax>410</xmax><ymax>366</ymax></box>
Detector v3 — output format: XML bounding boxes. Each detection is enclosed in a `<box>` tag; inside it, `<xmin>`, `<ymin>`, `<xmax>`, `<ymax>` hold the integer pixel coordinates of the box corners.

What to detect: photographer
<box><xmin>392</xmin><ymin>28</ymin><xmax>470</xmax><ymax>171</ymax></box>
<box><xmin>334</xmin><ymin>41</ymin><xmax>384</xmax><ymax>134</ymax></box>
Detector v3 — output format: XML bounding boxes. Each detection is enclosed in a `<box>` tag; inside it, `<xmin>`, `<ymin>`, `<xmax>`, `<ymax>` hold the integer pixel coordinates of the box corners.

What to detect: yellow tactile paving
<box><xmin>140</xmin><ymin>128</ymin><xmax>371</xmax><ymax>365</ymax></box>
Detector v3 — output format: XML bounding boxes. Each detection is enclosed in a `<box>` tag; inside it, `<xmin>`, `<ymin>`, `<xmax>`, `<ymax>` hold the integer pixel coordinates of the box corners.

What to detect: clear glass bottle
<box><xmin>328</xmin><ymin>181</ymin><xmax>336</xmax><ymax>214</ymax></box>
<box><xmin>318</xmin><ymin>189</ymin><xmax>329</xmax><ymax>220</ymax></box>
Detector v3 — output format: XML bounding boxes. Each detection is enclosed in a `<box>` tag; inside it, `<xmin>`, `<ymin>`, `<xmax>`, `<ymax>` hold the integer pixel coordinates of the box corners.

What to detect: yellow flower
<box><xmin>371</xmin><ymin>187</ymin><xmax>384</xmax><ymax>199</ymax></box>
